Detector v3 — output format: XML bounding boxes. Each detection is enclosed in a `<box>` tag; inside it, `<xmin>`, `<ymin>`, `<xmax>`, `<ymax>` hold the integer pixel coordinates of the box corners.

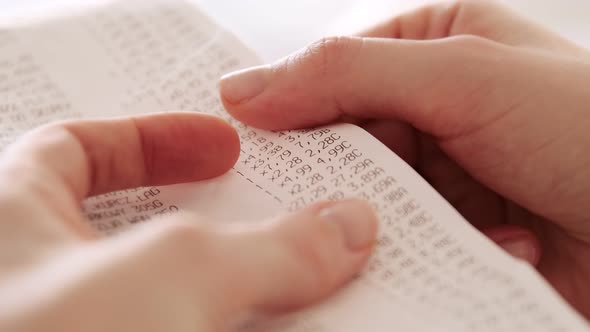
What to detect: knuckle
<box><xmin>442</xmin><ymin>35</ymin><xmax>505</xmax><ymax>65</ymax></box>
<box><xmin>450</xmin><ymin>0</ymin><xmax>497</xmax><ymax>13</ymax></box>
<box><xmin>122</xmin><ymin>218</ymin><xmax>215</xmax><ymax>304</ymax></box>
<box><xmin>153</xmin><ymin>217</ymin><xmax>208</xmax><ymax>248</ymax></box>
<box><xmin>293</xmin><ymin>36</ymin><xmax>363</xmax><ymax>78</ymax></box>
<box><xmin>149</xmin><ymin>216</ymin><xmax>212</xmax><ymax>260</ymax></box>
<box><xmin>447</xmin><ymin>34</ymin><xmax>494</xmax><ymax>50</ymax></box>
<box><xmin>145</xmin><ymin>217</ymin><xmax>221</xmax><ymax>277</ymax></box>
<box><xmin>429</xmin><ymin>35</ymin><xmax>510</xmax><ymax>136</ymax></box>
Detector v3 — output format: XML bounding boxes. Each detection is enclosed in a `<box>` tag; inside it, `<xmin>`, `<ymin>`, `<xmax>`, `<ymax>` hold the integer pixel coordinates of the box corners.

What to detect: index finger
<box><xmin>0</xmin><ymin>112</ymin><xmax>240</xmax><ymax>203</ymax></box>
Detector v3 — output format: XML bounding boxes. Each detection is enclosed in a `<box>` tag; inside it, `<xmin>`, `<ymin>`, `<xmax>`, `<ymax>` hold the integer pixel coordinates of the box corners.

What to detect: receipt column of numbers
<box><xmin>233</xmin><ymin>126</ymin><xmax>562</xmax><ymax>331</ymax></box>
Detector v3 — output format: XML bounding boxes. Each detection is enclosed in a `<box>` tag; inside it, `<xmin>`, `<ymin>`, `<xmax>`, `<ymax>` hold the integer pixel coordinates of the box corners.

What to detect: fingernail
<box><xmin>219</xmin><ymin>65</ymin><xmax>271</xmax><ymax>104</ymax></box>
<box><xmin>319</xmin><ymin>200</ymin><xmax>377</xmax><ymax>251</ymax></box>
<box><xmin>498</xmin><ymin>239</ymin><xmax>537</xmax><ymax>263</ymax></box>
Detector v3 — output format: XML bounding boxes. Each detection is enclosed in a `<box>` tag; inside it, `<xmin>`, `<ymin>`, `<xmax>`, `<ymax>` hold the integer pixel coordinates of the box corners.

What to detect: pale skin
<box><xmin>220</xmin><ymin>0</ymin><xmax>590</xmax><ymax>320</ymax></box>
<box><xmin>1</xmin><ymin>1</ymin><xmax>590</xmax><ymax>331</ymax></box>
<box><xmin>0</xmin><ymin>113</ymin><xmax>378</xmax><ymax>331</ymax></box>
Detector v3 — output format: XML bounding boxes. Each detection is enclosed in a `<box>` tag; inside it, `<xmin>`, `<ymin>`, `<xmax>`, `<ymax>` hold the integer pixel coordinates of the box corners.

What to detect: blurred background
<box><xmin>197</xmin><ymin>0</ymin><xmax>590</xmax><ymax>61</ymax></box>
<box><xmin>2</xmin><ymin>0</ymin><xmax>590</xmax><ymax>61</ymax></box>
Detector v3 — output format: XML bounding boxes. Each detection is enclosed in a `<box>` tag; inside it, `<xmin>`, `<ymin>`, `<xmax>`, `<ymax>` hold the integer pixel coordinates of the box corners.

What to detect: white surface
<box><xmin>197</xmin><ymin>0</ymin><xmax>590</xmax><ymax>61</ymax></box>
<box><xmin>1</xmin><ymin>0</ymin><xmax>590</xmax><ymax>61</ymax></box>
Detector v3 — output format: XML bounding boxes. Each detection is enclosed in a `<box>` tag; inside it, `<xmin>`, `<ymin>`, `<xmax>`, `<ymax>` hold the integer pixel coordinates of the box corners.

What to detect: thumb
<box><xmin>187</xmin><ymin>199</ymin><xmax>378</xmax><ymax>321</ymax></box>
<box><xmin>220</xmin><ymin>36</ymin><xmax>522</xmax><ymax>138</ymax></box>
<box><xmin>29</xmin><ymin>199</ymin><xmax>377</xmax><ymax>332</ymax></box>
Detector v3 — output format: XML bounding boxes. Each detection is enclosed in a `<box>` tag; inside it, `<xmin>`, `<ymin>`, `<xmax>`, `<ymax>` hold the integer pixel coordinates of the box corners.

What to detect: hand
<box><xmin>219</xmin><ymin>0</ymin><xmax>590</xmax><ymax>318</ymax></box>
<box><xmin>0</xmin><ymin>113</ymin><xmax>377</xmax><ymax>331</ymax></box>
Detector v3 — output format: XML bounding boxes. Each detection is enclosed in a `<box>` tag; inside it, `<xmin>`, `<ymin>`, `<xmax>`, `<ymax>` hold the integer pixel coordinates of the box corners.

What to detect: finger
<box><xmin>482</xmin><ymin>225</ymin><xmax>541</xmax><ymax>266</ymax></box>
<box><xmin>220</xmin><ymin>35</ymin><xmax>515</xmax><ymax>138</ymax></box>
<box><xmin>219</xmin><ymin>35</ymin><xmax>590</xmax><ymax>238</ymax></box>
<box><xmin>12</xmin><ymin>200</ymin><xmax>377</xmax><ymax>331</ymax></box>
<box><xmin>359</xmin><ymin>0</ymin><xmax>584</xmax><ymax>52</ymax></box>
<box><xmin>0</xmin><ymin>112</ymin><xmax>240</xmax><ymax>204</ymax></box>
<box><xmin>196</xmin><ymin>199</ymin><xmax>378</xmax><ymax>316</ymax></box>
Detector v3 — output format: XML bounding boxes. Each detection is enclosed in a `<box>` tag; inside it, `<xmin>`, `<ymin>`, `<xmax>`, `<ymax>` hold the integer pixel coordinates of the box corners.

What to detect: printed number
<box><xmin>271</xmin><ymin>169</ymin><xmax>284</xmax><ymax>181</ymax></box>
<box><xmin>279</xmin><ymin>150</ymin><xmax>292</xmax><ymax>160</ymax></box>
<box><xmin>318</xmin><ymin>133</ymin><xmax>341</xmax><ymax>149</ymax></box>
<box><xmin>395</xmin><ymin>199</ymin><xmax>420</xmax><ymax>217</ymax></box>
<box><xmin>307</xmin><ymin>173</ymin><xmax>324</xmax><ymax>185</ymax></box>
<box><xmin>339</xmin><ymin>149</ymin><xmax>363</xmax><ymax>166</ymax></box>
<box><xmin>328</xmin><ymin>141</ymin><xmax>351</xmax><ymax>158</ymax></box>
<box><xmin>312</xmin><ymin>185</ymin><xmax>328</xmax><ymax>199</ymax></box>
<box><xmin>308</xmin><ymin>128</ymin><xmax>331</xmax><ymax>140</ymax></box>
<box><xmin>330</xmin><ymin>174</ymin><xmax>346</xmax><ymax>187</ymax></box>
<box><xmin>296</xmin><ymin>164</ymin><xmax>313</xmax><ymax>176</ymax></box>
<box><xmin>286</xmin><ymin>157</ymin><xmax>303</xmax><ymax>168</ymax></box>
<box><xmin>268</xmin><ymin>145</ymin><xmax>283</xmax><ymax>155</ymax></box>
<box><xmin>259</xmin><ymin>142</ymin><xmax>274</xmax><ymax>152</ymax></box>
<box><xmin>328</xmin><ymin>191</ymin><xmax>345</xmax><ymax>201</ymax></box>
<box><xmin>289</xmin><ymin>197</ymin><xmax>306</xmax><ymax>211</ymax></box>
<box><xmin>240</xmin><ymin>130</ymin><xmax>256</xmax><ymax>141</ymax></box>
<box><xmin>361</xmin><ymin>167</ymin><xmax>385</xmax><ymax>183</ymax></box>
<box><xmin>289</xmin><ymin>184</ymin><xmax>304</xmax><ymax>196</ymax></box>
<box><xmin>351</xmin><ymin>159</ymin><xmax>374</xmax><ymax>174</ymax></box>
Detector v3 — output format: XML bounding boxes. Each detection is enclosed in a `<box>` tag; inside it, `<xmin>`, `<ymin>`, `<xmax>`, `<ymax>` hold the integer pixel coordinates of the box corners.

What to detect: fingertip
<box><xmin>208</xmin><ymin>114</ymin><xmax>241</xmax><ymax>174</ymax></box>
<box><xmin>134</xmin><ymin>112</ymin><xmax>240</xmax><ymax>184</ymax></box>
<box><xmin>220</xmin><ymin>85</ymin><xmax>294</xmax><ymax>131</ymax></box>
<box><xmin>219</xmin><ymin>53</ymin><xmax>342</xmax><ymax>131</ymax></box>
<box><xmin>261</xmin><ymin>199</ymin><xmax>378</xmax><ymax>310</ymax></box>
<box><xmin>181</xmin><ymin>200</ymin><xmax>379</xmax><ymax>319</ymax></box>
<box><xmin>315</xmin><ymin>199</ymin><xmax>378</xmax><ymax>252</ymax></box>
<box><xmin>189</xmin><ymin>113</ymin><xmax>241</xmax><ymax>177</ymax></box>
<box><xmin>483</xmin><ymin>225</ymin><xmax>541</xmax><ymax>266</ymax></box>
<box><xmin>219</xmin><ymin>65</ymin><xmax>272</xmax><ymax>105</ymax></box>
<box><xmin>219</xmin><ymin>65</ymin><xmax>278</xmax><ymax>130</ymax></box>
